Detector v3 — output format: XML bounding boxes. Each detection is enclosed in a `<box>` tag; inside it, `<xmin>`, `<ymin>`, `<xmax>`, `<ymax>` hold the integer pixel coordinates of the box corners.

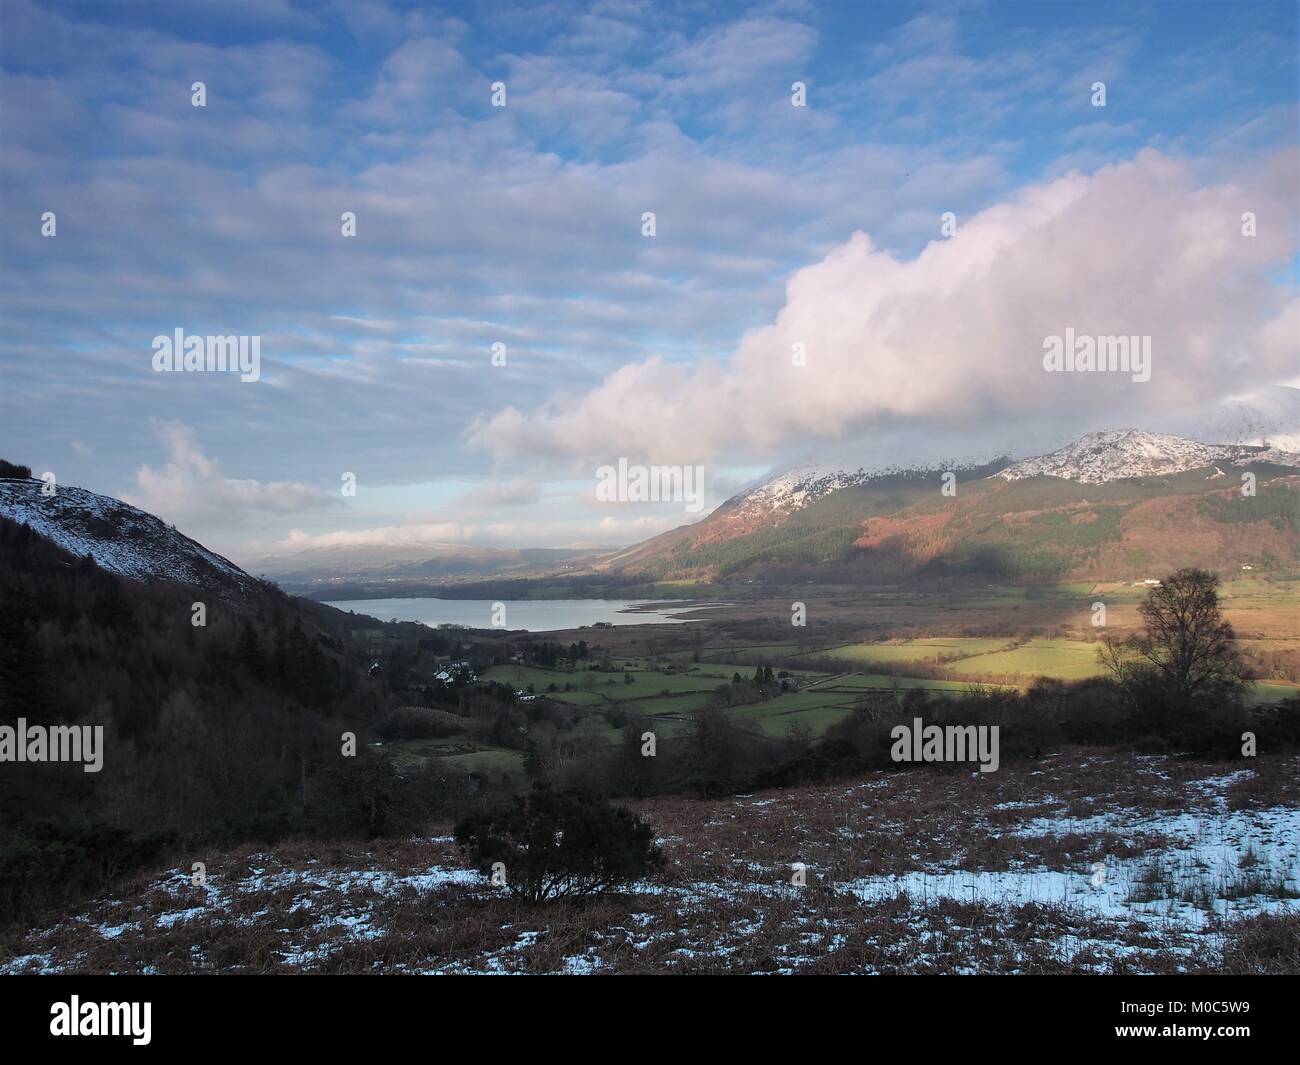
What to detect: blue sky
<box><xmin>1</xmin><ymin>0</ymin><xmax>1297</xmax><ymax>563</ymax></box>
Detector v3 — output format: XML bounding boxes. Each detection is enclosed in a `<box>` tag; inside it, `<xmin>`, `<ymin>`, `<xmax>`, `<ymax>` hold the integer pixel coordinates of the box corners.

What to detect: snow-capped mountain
<box><xmin>726</xmin><ymin>456</ymin><xmax>1008</xmax><ymax>526</ymax></box>
<box><xmin>997</xmin><ymin>429</ymin><xmax>1300</xmax><ymax>485</ymax></box>
<box><xmin>603</xmin><ymin>426</ymin><xmax>1300</xmax><ymax>579</ymax></box>
<box><xmin>0</xmin><ymin>476</ymin><xmax>255</xmax><ymax>591</ymax></box>
<box><xmin>746</xmin><ymin>431</ymin><xmax>1300</xmax><ymax>514</ymax></box>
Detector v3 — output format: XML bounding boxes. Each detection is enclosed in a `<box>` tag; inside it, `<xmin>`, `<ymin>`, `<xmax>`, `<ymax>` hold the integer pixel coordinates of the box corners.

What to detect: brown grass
<box><xmin>3</xmin><ymin>751</ymin><xmax>1297</xmax><ymax>975</ymax></box>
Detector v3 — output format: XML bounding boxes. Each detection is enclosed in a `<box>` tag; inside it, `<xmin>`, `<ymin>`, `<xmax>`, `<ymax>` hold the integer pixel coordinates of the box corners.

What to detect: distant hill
<box><xmin>600</xmin><ymin>429</ymin><xmax>1300</xmax><ymax>583</ymax></box>
<box><xmin>245</xmin><ymin>542</ymin><xmax>612</xmax><ymax>594</ymax></box>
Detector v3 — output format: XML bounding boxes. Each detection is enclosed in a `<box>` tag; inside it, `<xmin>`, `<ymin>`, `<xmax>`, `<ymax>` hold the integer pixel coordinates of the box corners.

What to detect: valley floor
<box><xmin>4</xmin><ymin>750</ymin><xmax>1298</xmax><ymax>975</ymax></box>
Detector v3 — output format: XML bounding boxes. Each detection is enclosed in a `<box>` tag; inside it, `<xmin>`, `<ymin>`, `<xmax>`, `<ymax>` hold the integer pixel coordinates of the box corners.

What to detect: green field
<box><xmin>438</xmin><ymin>748</ymin><xmax>526</xmax><ymax>772</ymax></box>
<box><xmin>949</xmin><ymin>638</ymin><xmax>1108</xmax><ymax>680</ymax></box>
<box><xmin>810</xmin><ymin>674</ymin><xmax>1010</xmax><ymax>694</ymax></box>
<box><xmin>396</xmin><ymin>627</ymin><xmax>1299</xmax><ymax>775</ymax></box>
<box><xmin>1248</xmin><ymin>680</ymin><xmax>1300</xmax><ymax>705</ymax></box>
<box><xmin>805</xmin><ymin>636</ymin><xmax>1106</xmax><ymax>680</ymax></box>
<box><xmin>482</xmin><ymin>664</ymin><xmax>716</xmax><ymax>700</ymax></box>
<box><xmin>806</xmin><ymin>638</ymin><xmax>1012</xmax><ymax>665</ymax></box>
<box><xmin>696</xmin><ymin>644</ymin><xmax>808</xmax><ymax>661</ymax></box>
<box><xmin>733</xmin><ymin>702</ymin><xmax>858</xmax><ymax>736</ymax></box>
<box><xmin>623</xmin><ymin>691</ymin><xmax>714</xmax><ymax>715</ymax></box>
<box><xmin>805</xmin><ymin>636</ymin><xmax>1296</xmax><ymax>702</ymax></box>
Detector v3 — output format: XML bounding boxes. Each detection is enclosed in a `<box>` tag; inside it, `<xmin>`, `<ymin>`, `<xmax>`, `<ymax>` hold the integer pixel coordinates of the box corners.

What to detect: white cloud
<box><xmin>124</xmin><ymin>422</ymin><xmax>334</xmax><ymax>527</ymax></box>
<box><xmin>455</xmin><ymin>477</ymin><xmax>541</xmax><ymax>507</ymax></box>
<box><xmin>469</xmin><ymin>149</ymin><xmax>1300</xmax><ymax>466</ymax></box>
<box><xmin>275</xmin><ymin>523</ymin><xmax>471</xmax><ymax>549</ymax></box>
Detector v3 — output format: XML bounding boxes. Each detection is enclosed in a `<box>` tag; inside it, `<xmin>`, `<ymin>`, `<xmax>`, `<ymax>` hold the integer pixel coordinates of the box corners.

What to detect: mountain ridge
<box><xmin>997</xmin><ymin>429</ymin><xmax>1300</xmax><ymax>484</ymax></box>
<box><xmin>4</xmin><ymin>427</ymin><xmax>1297</xmax><ymax>591</ymax></box>
<box><xmin>600</xmin><ymin>428</ymin><xmax>1300</xmax><ymax>582</ymax></box>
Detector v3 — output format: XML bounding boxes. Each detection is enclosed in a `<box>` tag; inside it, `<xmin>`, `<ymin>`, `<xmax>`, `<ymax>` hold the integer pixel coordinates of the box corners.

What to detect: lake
<box><xmin>321</xmin><ymin>597</ymin><xmax>709</xmax><ymax>632</ymax></box>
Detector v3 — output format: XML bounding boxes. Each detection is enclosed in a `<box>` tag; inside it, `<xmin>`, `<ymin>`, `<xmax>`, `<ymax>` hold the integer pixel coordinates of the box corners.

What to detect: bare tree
<box><xmin>1100</xmin><ymin>568</ymin><xmax>1249</xmax><ymax>712</ymax></box>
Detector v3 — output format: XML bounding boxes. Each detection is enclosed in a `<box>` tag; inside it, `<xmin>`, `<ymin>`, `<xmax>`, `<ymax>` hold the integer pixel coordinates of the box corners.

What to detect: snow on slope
<box><xmin>997</xmin><ymin>429</ymin><xmax>1300</xmax><ymax>484</ymax></box>
<box><xmin>734</xmin><ymin>462</ymin><xmax>878</xmax><ymax>519</ymax></box>
<box><xmin>729</xmin><ymin>457</ymin><xmax>1002</xmax><ymax>523</ymax></box>
<box><xmin>726</xmin><ymin>428</ymin><xmax>1300</xmax><ymax>527</ymax></box>
<box><xmin>0</xmin><ymin>477</ymin><xmax>254</xmax><ymax>591</ymax></box>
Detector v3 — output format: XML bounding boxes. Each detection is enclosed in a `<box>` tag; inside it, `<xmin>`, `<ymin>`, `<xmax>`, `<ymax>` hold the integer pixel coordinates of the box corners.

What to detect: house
<box><xmin>433</xmin><ymin>663</ymin><xmax>477</xmax><ymax>684</ymax></box>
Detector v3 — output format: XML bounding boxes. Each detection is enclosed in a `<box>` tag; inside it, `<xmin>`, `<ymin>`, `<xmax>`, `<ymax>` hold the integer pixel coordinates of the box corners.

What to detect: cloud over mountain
<box><xmin>469</xmin><ymin>150</ymin><xmax>1300</xmax><ymax>466</ymax></box>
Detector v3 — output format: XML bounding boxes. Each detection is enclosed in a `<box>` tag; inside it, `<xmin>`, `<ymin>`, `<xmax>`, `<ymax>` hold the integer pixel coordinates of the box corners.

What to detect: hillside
<box><xmin>0</xmin><ymin>476</ymin><xmax>254</xmax><ymax>595</ymax></box>
<box><xmin>6</xmin><ymin>750</ymin><xmax>1299</xmax><ymax>974</ymax></box>
<box><xmin>602</xmin><ymin>430</ymin><xmax>1300</xmax><ymax>582</ymax></box>
<box><xmin>0</xmin><ymin>476</ymin><xmax>419</xmax><ymax>923</ymax></box>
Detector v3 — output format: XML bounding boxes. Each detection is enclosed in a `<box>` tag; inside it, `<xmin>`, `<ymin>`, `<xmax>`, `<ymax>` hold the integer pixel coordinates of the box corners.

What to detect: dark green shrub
<box><xmin>454</xmin><ymin>784</ymin><xmax>661</xmax><ymax>902</ymax></box>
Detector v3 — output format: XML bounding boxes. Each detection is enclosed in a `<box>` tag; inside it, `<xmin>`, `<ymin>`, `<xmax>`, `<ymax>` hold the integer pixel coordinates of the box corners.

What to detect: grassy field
<box><xmin>800</xmin><ymin>637</ymin><xmax>1012</xmax><ymax>665</ymax></box>
<box><xmin>396</xmin><ymin>580</ymin><xmax>1300</xmax><ymax>773</ymax></box>
<box><xmin>623</xmin><ymin>692</ymin><xmax>714</xmax><ymax>715</ymax></box>
<box><xmin>1251</xmin><ymin>681</ymin><xmax>1300</xmax><ymax>704</ymax></box>
<box><xmin>804</xmin><ymin>636</ymin><xmax>1106</xmax><ymax>679</ymax></box>
<box><xmin>482</xmin><ymin>664</ymin><xmax>716</xmax><ymax>700</ymax></box>
<box><xmin>697</xmin><ymin>644</ymin><xmax>809</xmax><ymax>661</ymax></box>
<box><xmin>730</xmin><ymin>701</ymin><xmax>858</xmax><ymax>736</ymax></box>
<box><xmin>805</xmin><ymin>636</ymin><xmax>1292</xmax><ymax>700</ymax></box>
<box><xmin>948</xmin><ymin>638</ymin><xmax>1109</xmax><ymax>681</ymax></box>
<box><xmin>399</xmin><ymin>661</ymin><xmax>991</xmax><ymax>770</ymax></box>
<box><xmin>809</xmin><ymin>674</ymin><xmax>1009</xmax><ymax>693</ymax></box>
<box><xmin>438</xmin><ymin>748</ymin><xmax>526</xmax><ymax>772</ymax></box>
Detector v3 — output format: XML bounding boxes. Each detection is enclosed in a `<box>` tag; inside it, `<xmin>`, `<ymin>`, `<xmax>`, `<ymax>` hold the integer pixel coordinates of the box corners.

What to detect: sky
<box><xmin>1</xmin><ymin>0</ymin><xmax>1297</xmax><ymax>565</ymax></box>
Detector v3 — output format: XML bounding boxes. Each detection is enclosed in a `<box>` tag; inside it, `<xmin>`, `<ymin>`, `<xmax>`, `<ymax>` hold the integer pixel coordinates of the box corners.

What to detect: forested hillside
<box><xmin>0</xmin><ymin>511</ymin><xmax>411</xmax><ymax>919</ymax></box>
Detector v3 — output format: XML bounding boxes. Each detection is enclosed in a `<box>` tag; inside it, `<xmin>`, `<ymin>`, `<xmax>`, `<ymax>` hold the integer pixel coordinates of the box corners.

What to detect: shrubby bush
<box><xmin>454</xmin><ymin>784</ymin><xmax>662</xmax><ymax>902</ymax></box>
<box><xmin>307</xmin><ymin>753</ymin><xmax>424</xmax><ymax>839</ymax></box>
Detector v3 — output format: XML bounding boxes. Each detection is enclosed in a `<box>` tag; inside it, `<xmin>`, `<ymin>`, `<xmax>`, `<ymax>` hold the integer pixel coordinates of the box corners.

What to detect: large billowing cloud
<box><xmin>468</xmin><ymin>149</ymin><xmax>1300</xmax><ymax>467</ymax></box>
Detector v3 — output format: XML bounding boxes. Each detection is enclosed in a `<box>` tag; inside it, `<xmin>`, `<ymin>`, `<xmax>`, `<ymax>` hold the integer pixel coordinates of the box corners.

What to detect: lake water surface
<box><xmin>321</xmin><ymin>597</ymin><xmax>706</xmax><ymax>632</ymax></box>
